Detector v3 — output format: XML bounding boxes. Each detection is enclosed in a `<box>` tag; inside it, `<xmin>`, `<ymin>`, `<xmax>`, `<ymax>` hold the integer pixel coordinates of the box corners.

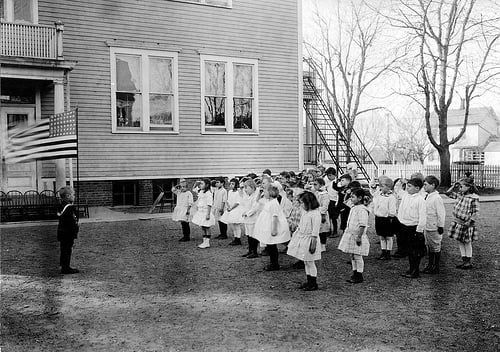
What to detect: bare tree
<box><xmin>304</xmin><ymin>1</ymin><xmax>404</xmax><ymax>161</ymax></box>
<box><xmin>354</xmin><ymin>111</ymin><xmax>387</xmax><ymax>162</ymax></box>
<box><xmin>393</xmin><ymin>112</ymin><xmax>434</xmax><ymax>164</ymax></box>
<box><xmin>389</xmin><ymin>0</ymin><xmax>500</xmax><ymax>186</ymax></box>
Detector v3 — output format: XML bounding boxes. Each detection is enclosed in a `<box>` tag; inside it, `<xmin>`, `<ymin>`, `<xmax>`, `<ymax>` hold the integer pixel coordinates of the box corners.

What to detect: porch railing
<box><xmin>1</xmin><ymin>21</ymin><xmax>64</xmax><ymax>60</ymax></box>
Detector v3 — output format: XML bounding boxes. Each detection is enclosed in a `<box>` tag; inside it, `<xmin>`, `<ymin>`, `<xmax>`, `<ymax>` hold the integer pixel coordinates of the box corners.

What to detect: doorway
<box><xmin>0</xmin><ymin>106</ymin><xmax>37</xmax><ymax>192</ymax></box>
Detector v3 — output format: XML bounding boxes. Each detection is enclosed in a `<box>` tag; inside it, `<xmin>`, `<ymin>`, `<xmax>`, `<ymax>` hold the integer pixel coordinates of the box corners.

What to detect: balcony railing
<box><xmin>1</xmin><ymin>21</ymin><xmax>64</xmax><ymax>60</ymax></box>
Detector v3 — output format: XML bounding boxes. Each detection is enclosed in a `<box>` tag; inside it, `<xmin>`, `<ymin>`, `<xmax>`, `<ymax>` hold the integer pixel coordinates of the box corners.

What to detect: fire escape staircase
<box><xmin>303</xmin><ymin>73</ymin><xmax>378</xmax><ymax>183</ymax></box>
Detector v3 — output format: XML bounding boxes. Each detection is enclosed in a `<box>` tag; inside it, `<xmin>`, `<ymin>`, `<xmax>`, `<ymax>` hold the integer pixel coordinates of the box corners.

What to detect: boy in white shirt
<box><xmin>422</xmin><ymin>175</ymin><xmax>446</xmax><ymax>274</ymax></box>
<box><xmin>397</xmin><ymin>178</ymin><xmax>426</xmax><ymax>278</ymax></box>
<box><xmin>324</xmin><ymin>167</ymin><xmax>339</xmax><ymax>237</ymax></box>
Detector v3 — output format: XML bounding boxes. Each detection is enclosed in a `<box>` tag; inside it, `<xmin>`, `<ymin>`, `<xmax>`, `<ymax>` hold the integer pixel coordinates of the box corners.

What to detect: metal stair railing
<box><xmin>303</xmin><ymin>70</ymin><xmax>378</xmax><ymax>182</ymax></box>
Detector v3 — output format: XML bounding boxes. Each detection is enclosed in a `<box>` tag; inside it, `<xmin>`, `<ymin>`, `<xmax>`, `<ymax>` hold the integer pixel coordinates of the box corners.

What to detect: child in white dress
<box><xmin>313</xmin><ymin>177</ymin><xmax>330</xmax><ymax>252</ymax></box>
<box><xmin>220</xmin><ymin>178</ymin><xmax>244</xmax><ymax>245</ymax></box>
<box><xmin>191</xmin><ymin>178</ymin><xmax>216</xmax><ymax>249</ymax></box>
<box><xmin>338</xmin><ymin>188</ymin><xmax>372</xmax><ymax>284</ymax></box>
<box><xmin>171</xmin><ymin>178</ymin><xmax>194</xmax><ymax>242</ymax></box>
<box><xmin>213</xmin><ymin>177</ymin><xmax>228</xmax><ymax>239</ymax></box>
<box><xmin>253</xmin><ymin>184</ymin><xmax>291</xmax><ymax>271</ymax></box>
<box><xmin>287</xmin><ymin>191</ymin><xmax>322</xmax><ymax>291</ymax></box>
<box><xmin>241</xmin><ymin>179</ymin><xmax>261</xmax><ymax>258</ymax></box>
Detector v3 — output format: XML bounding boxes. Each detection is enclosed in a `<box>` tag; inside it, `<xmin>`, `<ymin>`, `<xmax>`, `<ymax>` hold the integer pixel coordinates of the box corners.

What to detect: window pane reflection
<box><xmin>233</xmin><ymin>98</ymin><xmax>252</xmax><ymax>129</ymax></box>
<box><xmin>116</xmin><ymin>92</ymin><xmax>142</xmax><ymax>127</ymax></box>
<box><xmin>205</xmin><ymin>97</ymin><xmax>225</xmax><ymax>126</ymax></box>
<box><xmin>150</xmin><ymin>94</ymin><xmax>173</xmax><ymax>126</ymax></box>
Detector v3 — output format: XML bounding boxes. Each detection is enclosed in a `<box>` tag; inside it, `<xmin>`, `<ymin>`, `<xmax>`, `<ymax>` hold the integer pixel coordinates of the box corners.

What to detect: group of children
<box><xmin>55</xmin><ymin>167</ymin><xmax>480</xmax><ymax>288</ymax></box>
<box><xmin>169</xmin><ymin>167</ymin><xmax>481</xmax><ymax>290</ymax></box>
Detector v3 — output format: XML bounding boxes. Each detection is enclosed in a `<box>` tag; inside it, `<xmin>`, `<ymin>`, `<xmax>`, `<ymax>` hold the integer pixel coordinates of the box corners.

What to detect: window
<box><xmin>110</xmin><ymin>48</ymin><xmax>179</xmax><ymax>133</ymax></box>
<box><xmin>112</xmin><ymin>181</ymin><xmax>138</xmax><ymax>206</ymax></box>
<box><xmin>201</xmin><ymin>55</ymin><xmax>258</xmax><ymax>134</ymax></box>
<box><xmin>462</xmin><ymin>149</ymin><xmax>484</xmax><ymax>162</ymax></box>
<box><xmin>2</xmin><ymin>0</ymin><xmax>38</xmax><ymax>23</ymax></box>
<box><xmin>169</xmin><ymin>0</ymin><xmax>232</xmax><ymax>8</ymax></box>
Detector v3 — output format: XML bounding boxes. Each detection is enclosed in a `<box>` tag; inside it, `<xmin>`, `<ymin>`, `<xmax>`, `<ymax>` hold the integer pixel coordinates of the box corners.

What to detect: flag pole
<box><xmin>67</xmin><ymin>73</ymin><xmax>74</xmax><ymax>189</ymax></box>
<box><xmin>69</xmin><ymin>159</ymin><xmax>74</xmax><ymax>187</ymax></box>
<box><xmin>76</xmin><ymin>107</ymin><xmax>80</xmax><ymax>215</ymax></box>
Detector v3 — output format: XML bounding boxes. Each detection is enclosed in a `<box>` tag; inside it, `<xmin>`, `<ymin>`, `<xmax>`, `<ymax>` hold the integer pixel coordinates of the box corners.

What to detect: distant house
<box><xmin>1</xmin><ymin>0</ymin><xmax>302</xmax><ymax>205</ymax></box>
<box><xmin>431</xmin><ymin>106</ymin><xmax>500</xmax><ymax>164</ymax></box>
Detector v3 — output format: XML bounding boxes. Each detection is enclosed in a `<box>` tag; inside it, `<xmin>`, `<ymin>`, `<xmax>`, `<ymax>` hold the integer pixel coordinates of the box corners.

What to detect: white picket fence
<box><xmin>362</xmin><ymin>163</ymin><xmax>500</xmax><ymax>188</ymax></box>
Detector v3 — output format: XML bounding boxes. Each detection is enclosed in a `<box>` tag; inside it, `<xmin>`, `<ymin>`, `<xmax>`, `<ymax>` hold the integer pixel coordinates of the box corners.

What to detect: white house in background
<box><xmin>431</xmin><ymin>106</ymin><xmax>500</xmax><ymax>164</ymax></box>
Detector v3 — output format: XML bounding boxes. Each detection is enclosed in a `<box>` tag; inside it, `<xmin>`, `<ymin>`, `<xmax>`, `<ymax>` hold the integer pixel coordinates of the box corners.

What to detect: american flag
<box><xmin>4</xmin><ymin>109</ymin><xmax>78</xmax><ymax>164</ymax></box>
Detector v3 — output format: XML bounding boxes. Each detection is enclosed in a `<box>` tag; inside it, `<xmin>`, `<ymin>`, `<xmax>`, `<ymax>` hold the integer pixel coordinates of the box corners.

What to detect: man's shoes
<box><xmin>179</xmin><ymin>237</ymin><xmax>190</xmax><ymax>242</ymax></box>
<box><xmin>246</xmin><ymin>252</ymin><xmax>259</xmax><ymax>259</ymax></box>
<box><xmin>61</xmin><ymin>267</ymin><xmax>79</xmax><ymax>274</ymax></box>
<box><xmin>241</xmin><ymin>251</ymin><xmax>252</xmax><ymax>257</ymax></box>
<box><xmin>215</xmin><ymin>234</ymin><xmax>228</xmax><ymax>240</ymax></box>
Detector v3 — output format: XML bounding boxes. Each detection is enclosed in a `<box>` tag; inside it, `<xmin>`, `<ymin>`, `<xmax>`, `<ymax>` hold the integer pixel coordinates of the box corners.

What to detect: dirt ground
<box><xmin>1</xmin><ymin>202</ymin><xmax>499</xmax><ymax>352</ymax></box>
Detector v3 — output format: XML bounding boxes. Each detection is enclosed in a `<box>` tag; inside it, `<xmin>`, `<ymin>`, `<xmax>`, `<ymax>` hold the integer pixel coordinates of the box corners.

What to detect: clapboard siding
<box><xmin>37</xmin><ymin>0</ymin><xmax>300</xmax><ymax>179</ymax></box>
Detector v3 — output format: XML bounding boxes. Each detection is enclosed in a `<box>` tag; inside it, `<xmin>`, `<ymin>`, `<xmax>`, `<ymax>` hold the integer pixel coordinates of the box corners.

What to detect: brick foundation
<box><xmin>74</xmin><ymin>181</ymin><xmax>113</xmax><ymax>206</ymax></box>
<box><xmin>138</xmin><ymin>180</ymin><xmax>153</xmax><ymax>206</ymax></box>
<box><xmin>74</xmin><ymin>179</ymin><xmax>160</xmax><ymax>207</ymax></box>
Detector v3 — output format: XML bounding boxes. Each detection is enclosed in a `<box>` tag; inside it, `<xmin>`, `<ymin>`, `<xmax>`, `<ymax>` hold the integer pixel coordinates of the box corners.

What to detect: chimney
<box><xmin>460</xmin><ymin>98</ymin><xmax>465</xmax><ymax>110</ymax></box>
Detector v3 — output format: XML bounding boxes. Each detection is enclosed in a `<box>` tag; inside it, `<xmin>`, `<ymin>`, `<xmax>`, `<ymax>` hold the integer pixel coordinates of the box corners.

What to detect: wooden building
<box><xmin>1</xmin><ymin>0</ymin><xmax>303</xmax><ymax>206</ymax></box>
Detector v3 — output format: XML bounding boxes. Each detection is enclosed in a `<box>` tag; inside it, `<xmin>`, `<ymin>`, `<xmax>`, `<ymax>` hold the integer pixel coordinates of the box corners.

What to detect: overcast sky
<box><xmin>301</xmin><ymin>0</ymin><xmax>500</xmax><ymax>118</ymax></box>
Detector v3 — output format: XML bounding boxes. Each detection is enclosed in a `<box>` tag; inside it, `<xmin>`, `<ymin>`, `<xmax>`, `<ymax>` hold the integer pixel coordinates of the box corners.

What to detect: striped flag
<box><xmin>5</xmin><ymin>109</ymin><xmax>78</xmax><ymax>164</ymax></box>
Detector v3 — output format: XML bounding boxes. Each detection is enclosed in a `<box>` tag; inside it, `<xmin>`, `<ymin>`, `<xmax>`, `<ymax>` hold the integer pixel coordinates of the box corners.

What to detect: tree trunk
<box><xmin>439</xmin><ymin>147</ymin><xmax>452</xmax><ymax>187</ymax></box>
<box><xmin>345</xmin><ymin>127</ymin><xmax>352</xmax><ymax>163</ymax></box>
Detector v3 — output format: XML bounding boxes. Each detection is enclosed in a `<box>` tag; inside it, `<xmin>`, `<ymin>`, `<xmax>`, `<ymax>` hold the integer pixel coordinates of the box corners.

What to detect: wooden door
<box><xmin>0</xmin><ymin>106</ymin><xmax>37</xmax><ymax>192</ymax></box>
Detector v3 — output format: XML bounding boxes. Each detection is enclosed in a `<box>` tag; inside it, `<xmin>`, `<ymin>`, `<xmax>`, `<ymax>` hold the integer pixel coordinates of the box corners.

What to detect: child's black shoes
<box><xmin>61</xmin><ymin>267</ymin><xmax>79</xmax><ymax>274</ymax></box>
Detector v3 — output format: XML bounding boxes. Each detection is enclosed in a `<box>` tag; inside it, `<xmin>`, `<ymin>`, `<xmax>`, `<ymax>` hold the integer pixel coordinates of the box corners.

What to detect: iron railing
<box><xmin>303</xmin><ymin>59</ymin><xmax>377</xmax><ymax>181</ymax></box>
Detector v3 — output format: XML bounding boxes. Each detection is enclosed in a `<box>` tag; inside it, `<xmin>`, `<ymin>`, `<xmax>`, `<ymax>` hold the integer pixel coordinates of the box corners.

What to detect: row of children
<box><xmin>170</xmin><ymin>167</ymin><xmax>480</xmax><ymax>290</ymax></box>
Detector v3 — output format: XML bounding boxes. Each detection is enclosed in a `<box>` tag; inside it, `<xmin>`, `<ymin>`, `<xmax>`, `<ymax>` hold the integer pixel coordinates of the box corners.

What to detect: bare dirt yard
<box><xmin>1</xmin><ymin>202</ymin><xmax>499</xmax><ymax>352</ymax></box>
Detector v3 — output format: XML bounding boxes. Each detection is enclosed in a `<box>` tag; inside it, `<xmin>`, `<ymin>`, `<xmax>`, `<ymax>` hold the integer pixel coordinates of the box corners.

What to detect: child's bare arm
<box><xmin>355</xmin><ymin>226</ymin><xmax>366</xmax><ymax>245</ymax></box>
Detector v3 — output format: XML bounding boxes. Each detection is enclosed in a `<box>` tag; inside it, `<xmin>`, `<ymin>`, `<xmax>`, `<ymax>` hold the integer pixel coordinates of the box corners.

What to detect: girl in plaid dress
<box><xmin>445</xmin><ymin>177</ymin><xmax>479</xmax><ymax>269</ymax></box>
<box><xmin>338</xmin><ymin>188</ymin><xmax>372</xmax><ymax>283</ymax></box>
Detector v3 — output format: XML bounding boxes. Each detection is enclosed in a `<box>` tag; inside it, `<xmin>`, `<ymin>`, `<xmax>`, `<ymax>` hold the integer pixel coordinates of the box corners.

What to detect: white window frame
<box><xmin>110</xmin><ymin>47</ymin><xmax>179</xmax><ymax>134</ymax></box>
<box><xmin>2</xmin><ymin>0</ymin><xmax>38</xmax><ymax>23</ymax></box>
<box><xmin>200</xmin><ymin>55</ymin><xmax>259</xmax><ymax>135</ymax></box>
<box><xmin>169</xmin><ymin>0</ymin><xmax>232</xmax><ymax>8</ymax></box>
